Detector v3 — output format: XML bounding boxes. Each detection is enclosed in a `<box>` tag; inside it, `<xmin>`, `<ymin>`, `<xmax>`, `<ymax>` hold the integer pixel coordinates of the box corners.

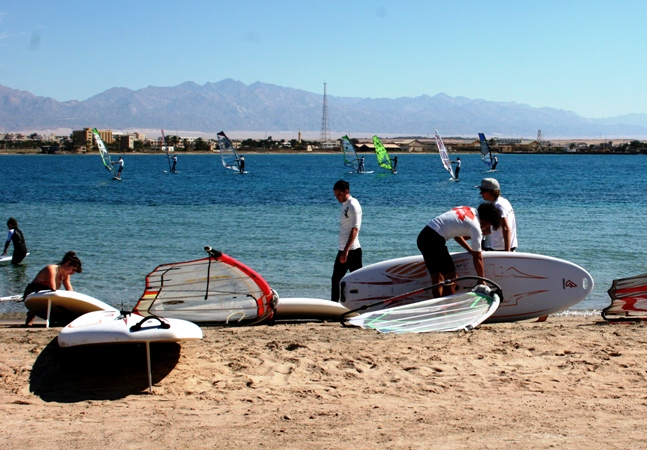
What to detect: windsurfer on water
<box><xmin>112</xmin><ymin>157</ymin><xmax>124</xmax><ymax>178</ymax></box>
<box><xmin>358</xmin><ymin>157</ymin><xmax>365</xmax><ymax>173</ymax></box>
<box><xmin>451</xmin><ymin>157</ymin><xmax>461</xmax><ymax>179</ymax></box>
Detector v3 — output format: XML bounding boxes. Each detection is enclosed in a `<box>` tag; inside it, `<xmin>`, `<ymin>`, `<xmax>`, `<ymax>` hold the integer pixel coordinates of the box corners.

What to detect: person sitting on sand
<box><xmin>23</xmin><ymin>251</ymin><xmax>82</xmax><ymax>326</ymax></box>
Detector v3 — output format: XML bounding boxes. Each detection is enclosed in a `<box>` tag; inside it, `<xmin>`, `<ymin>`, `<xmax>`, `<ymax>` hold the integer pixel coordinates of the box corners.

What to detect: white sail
<box><xmin>161</xmin><ymin>129</ymin><xmax>173</xmax><ymax>172</ymax></box>
<box><xmin>92</xmin><ymin>128</ymin><xmax>117</xmax><ymax>178</ymax></box>
<box><xmin>217</xmin><ymin>131</ymin><xmax>241</xmax><ymax>172</ymax></box>
<box><xmin>434</xmin><ymin>129</ymin><xmax>455</xmax><ymax>179</ymax></box>
<box><xmin>134</xmin><ymin>246</ymin><xmax>277</xmax><ymax>324</ymax></box>
<box><xmin>347</xmin><ymin>287</ymin><xmax>500</xmax><ymax>334</ymax></box>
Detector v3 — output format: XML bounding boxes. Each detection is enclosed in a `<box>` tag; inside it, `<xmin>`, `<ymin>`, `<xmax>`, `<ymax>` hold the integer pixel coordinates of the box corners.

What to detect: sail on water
<box><xmin>134</xmin><ymin>246</ymin><xmax>278</xmax><ymax>324</ymax></box>
<box><xmin>478</xmin><ymin>133</ymin><xmax>494</xmax><ymax>169</ymax></box>
<box><xmin>161</xmin><ymin>129</ymin><xmax>173</xmax><ymax>172</ymax></box>
<box><xmin>217</xmin><ymin>131</ymin><xmax>243</xmax><ymax>173</ymax></box>
<box><xmin>341</xmin><ymin>135</ymin><xmax>360</xmax><ymax>171</ymax></box>
<box><xmin>434</xmin><ymin>129</ymin><xmax>456</xmax><ymax>180</ymax></box>
<box><xmin>92</xmin><ymin>128</ymin><xmax>117</xmax><ymax>178</ymax></box>
<box><xmin>372</xmin><ymin>136</ymin><xmax>393</xmax><ymax>172</ymax></box>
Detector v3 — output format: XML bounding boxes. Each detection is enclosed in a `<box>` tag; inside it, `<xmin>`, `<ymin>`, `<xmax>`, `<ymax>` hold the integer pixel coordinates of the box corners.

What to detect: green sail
<box><xmin>372</xmin><ymin>135</ymin><xmax>392</xmax><ymax>171</ymax></box>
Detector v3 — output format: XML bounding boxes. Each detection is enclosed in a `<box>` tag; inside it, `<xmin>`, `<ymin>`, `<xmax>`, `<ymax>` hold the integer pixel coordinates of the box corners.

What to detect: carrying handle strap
<box><xmin>130</xmin><ymin>315</ymin><xmax>171</xmax><ymax>332</ymax></box>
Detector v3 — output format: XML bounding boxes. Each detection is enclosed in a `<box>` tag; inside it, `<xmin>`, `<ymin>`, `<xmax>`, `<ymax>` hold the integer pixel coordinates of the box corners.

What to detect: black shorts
<box><xmin>23</xmin><ymin>282</ymin><xmax>50</xmax><ymax>300</ymax></box>
<box><xmin>417</xmin><ymin>226</ymin><xmax>455</xmax><ymax>275</ymax></box>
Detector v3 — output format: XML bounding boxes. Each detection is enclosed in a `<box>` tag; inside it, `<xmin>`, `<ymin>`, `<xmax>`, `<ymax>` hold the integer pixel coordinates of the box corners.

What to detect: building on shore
<box><xmin>72</xmin><ymin>128</ymin><xmax>113</xmax><ymax>151</ymax></box>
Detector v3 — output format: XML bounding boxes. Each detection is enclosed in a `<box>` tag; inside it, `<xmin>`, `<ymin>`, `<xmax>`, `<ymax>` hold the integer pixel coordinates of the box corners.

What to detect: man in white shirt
<box><xmin>417</xmin><ymin>203</ymin><xmax>501</xmax><ymax>298</ymax></box>
<box><xmin>476</xmin><ymin>178</ymin><xmax>518</xmax><ymax>252</ymax></box>
<box><xmin>331</xmin><ymin>179</ymin><xmax>362</xmax><ymax>302</ymax></box>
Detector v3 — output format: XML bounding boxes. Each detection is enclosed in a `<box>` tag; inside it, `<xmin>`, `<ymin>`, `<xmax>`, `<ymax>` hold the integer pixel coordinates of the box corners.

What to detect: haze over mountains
<box><xmin>2</xmin><ymin>79</ymin><xmax>647</xmax><ymax>139</ymax></box>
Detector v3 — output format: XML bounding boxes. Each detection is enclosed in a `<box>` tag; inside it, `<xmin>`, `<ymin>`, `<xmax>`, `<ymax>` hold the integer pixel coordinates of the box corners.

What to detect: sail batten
<box><xmin>217</xmin><ymin>131</ymin><xmax>241</xmax><ymax>172</ymax></box>
<box><xmin>372</xmin><ymin>136</ymin><xmax>392</xmax><ymax>171</ymax></box>
<box><xmin>434</xmin><ymin>129</ymin><xmax>455</xmax><ymax>179</ymax></box>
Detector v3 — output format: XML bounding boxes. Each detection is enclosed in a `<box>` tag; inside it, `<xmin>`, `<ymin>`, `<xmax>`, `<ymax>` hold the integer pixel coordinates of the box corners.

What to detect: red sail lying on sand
<box><xmin>602</xmin><ymin>273</ymin><xmax>647</xmax><ymax>321</ymax></box>
<box><xmin>134</xmin><ymin>246</ymin><xmax>277</xmax><ymax>324</ymax></box>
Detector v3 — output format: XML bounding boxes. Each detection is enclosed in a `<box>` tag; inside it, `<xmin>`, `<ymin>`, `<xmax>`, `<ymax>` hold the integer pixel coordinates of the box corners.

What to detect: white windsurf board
<box><xmin>58</xmin><ymin>310</ymin><xmax>202</xmax><ymax>393</ymax></box>
<box><xmin>274</xmin><ymin>298</ymin><xmax>351</xmax><ymax>321</ymax></box>
<box><xmin>25</xmin><ymin>290</ymin><xmax>117</xmax><ymax>327</ymax></box>
<box><xmin>0</xmin><ymin>252</ymin><xmax>29</xmax><ymax>264</ymax></box>
<box><xmin>58</xmin><ymin>310</ymin><xmax>203</xmax><ymax>347</ymax></box>
<box><xmin>340</xmin><ymin>252</ymin><xmax>594</xmax><ymax>323</ymax></box>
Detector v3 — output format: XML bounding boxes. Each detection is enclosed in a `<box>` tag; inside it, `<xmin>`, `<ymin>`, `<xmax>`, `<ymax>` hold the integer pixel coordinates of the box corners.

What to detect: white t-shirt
<box><xmin>339</xmin><ymin>196</ymin><xmax>362</xmax><ymax>251</ymax></box>
<box><xmin>427</xmin><ymin>206</ymin><xmax>482</xmax><ymax>252</ymax></box>
<box><xmin>485</xmin><ymin>196</ymin><xmax>517</xmax><ymax>250</ymax></box>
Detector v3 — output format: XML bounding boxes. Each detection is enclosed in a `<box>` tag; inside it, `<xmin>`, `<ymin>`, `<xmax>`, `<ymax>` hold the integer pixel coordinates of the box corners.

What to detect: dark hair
<box><xmin>7</xmin><ymin>217</ymin><xmax>17</xmax><ymax>228</ymax></box>
<box><xmin>333</xmin><ymin>179</ymin><xmax>349</xmax><ymax>192</ymax></box>
<box><xmin>477</xmin><ymin>202</ymin><xmax>502</xmax><ymax>231</ymax></box>
<box><xmin>60</xmin><ymin>251</ymin><xmax>83</xmax><ymax>273</ymax></box>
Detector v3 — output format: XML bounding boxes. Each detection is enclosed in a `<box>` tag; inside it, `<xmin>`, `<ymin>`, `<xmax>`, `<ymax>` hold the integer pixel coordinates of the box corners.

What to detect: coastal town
<box><xmin>1</xmin><ymin>128</ymin><xmax>647</xmax><ymax>154</ymax></box>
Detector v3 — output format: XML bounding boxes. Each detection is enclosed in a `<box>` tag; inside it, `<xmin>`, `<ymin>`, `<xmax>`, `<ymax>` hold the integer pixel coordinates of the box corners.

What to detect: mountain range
<box><xmin>2</xmin><ymin>79</ymin><xmax>647</xmax><ymax>139</ymax></box>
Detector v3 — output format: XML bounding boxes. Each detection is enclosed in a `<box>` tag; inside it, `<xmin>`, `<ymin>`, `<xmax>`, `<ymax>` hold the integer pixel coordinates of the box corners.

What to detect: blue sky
<box><xmin>1</xmin><ymin>0</ymin><xmax>646</xmax><ymax>118</ymax></box>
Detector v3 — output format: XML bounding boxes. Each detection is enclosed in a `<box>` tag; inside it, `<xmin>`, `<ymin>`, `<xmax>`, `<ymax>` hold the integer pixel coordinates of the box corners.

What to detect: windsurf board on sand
<box><xmin>25</xmin><ymin>290</ymin><xmax>117</xmax><ymax>328</ymax></box>
<box><xmin>58</xmin><ymin>310</ymin><xmax>203</xmax><ymax>392</ymax></box>
<box><xmin>0</xmin><ymin>252</ymin><xmax>29</xmax><ymax>264</ymax></box>
<box><xmin>274</xmin><ymin>298</ymin><xmax>351</xmax><ymax>321</ymax></box>
<box><xmin>340</xmin><ymin>252</ymin><xmax>594</xmax><ymax>323</ymax></box>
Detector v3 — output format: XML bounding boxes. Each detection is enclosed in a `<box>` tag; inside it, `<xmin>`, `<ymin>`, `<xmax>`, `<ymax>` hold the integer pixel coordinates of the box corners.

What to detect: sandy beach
<box><xmin>1</xmin><ymin>315</ymin><xmax>646</xmax><ymax>449</ymax></box>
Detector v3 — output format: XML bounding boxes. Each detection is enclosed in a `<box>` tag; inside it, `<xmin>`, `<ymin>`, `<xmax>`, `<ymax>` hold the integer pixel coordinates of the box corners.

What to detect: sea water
<box><xmin>1</xmin><ymin>152</ymin><xmax>645</xmax><ymax>314</ymax></box>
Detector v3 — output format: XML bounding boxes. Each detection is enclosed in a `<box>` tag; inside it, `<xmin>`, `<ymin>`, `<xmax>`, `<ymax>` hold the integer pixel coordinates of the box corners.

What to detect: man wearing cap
<box><xmin>476</xmin><ymin>178</ymin><xmax>517</xmax><ymax>252</ymax></box>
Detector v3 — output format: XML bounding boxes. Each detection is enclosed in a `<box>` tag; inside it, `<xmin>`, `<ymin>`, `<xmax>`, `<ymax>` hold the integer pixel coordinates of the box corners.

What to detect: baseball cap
<box><xmin>475</xmin><ymin>178</ymin><xmax>500</xmax><ymax>190</ymax></box>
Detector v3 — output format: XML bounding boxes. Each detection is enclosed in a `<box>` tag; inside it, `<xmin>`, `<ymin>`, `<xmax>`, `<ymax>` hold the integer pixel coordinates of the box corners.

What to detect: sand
<box><xmin>1</xmin><ymin>316</ymin><xmax>647</xmax><ymax>449</ymax></box>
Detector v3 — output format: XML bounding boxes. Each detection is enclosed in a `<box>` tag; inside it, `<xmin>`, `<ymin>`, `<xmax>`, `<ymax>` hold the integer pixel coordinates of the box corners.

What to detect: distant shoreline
<box><xmin>1</xmin><ymin>148</ymin><xmax>646</xmax><ymax>156</ymax></box>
